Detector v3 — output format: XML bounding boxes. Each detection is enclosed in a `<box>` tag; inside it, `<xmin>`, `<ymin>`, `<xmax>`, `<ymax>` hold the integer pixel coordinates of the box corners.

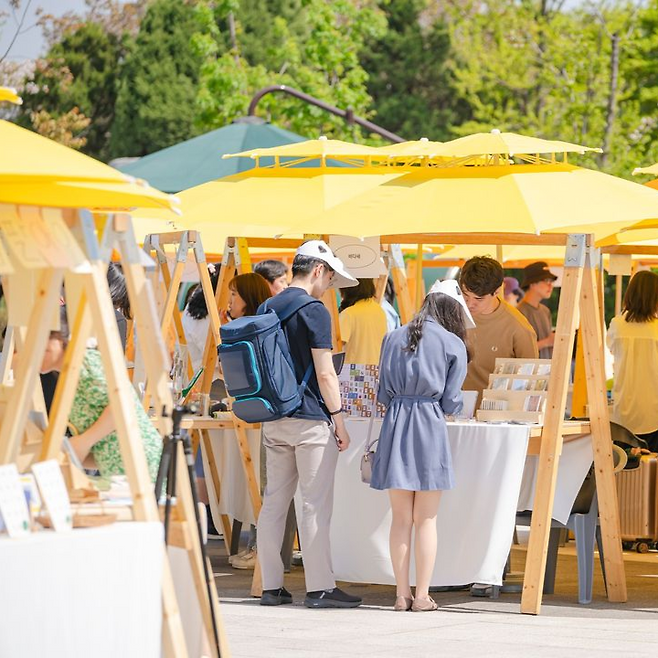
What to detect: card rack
<box><xmin>476</xmin><ymin>358</ymin><xmax>552</xmax><ymax>424</ymax></box>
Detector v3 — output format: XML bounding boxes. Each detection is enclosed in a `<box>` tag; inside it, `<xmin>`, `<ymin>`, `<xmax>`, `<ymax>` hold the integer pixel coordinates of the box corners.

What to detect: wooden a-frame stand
<box><xmin>0</xmin><ymin>208</ymin><xmax>228</xmax><ymax>657</ymax></box>
<box><xmin>142</xmin><ymin>231</ymin><xmax>265</xmax><ymax>597</ymax></box>
<box><xmin>379</xmin><ymin>231</ymin><xmax>626</xmax><ymax>614</ymax></box>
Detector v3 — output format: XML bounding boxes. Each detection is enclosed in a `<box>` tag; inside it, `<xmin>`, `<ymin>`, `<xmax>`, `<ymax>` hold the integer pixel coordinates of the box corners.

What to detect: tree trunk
<box><xmin>600</xmin><ymin>32</ymin><xmax>620</xmax><ymax>169</ymax></box>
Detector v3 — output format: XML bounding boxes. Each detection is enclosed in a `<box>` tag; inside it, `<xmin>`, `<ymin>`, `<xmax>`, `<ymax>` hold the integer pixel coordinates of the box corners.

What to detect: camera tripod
<box><xmin>154</xmin><ymin>404</ymin><xmax>221</xmax><ymax>657</ymax></box>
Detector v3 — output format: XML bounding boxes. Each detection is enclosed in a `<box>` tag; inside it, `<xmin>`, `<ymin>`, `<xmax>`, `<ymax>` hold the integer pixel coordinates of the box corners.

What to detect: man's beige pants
<box><xmin>257</xmin><ymin>417</ymin><xmax>339</xmax><ymax>592</ymax></box>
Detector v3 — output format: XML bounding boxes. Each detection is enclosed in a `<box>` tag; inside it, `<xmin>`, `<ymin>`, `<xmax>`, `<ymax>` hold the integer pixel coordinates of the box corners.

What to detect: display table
<box><xmin>0</xmin><ymin>522</ymin><xmax>164</xmax><ymax>658</ymax></box>
<box><xmin>330</xmin><ymin>419</ymin><xmax>593</xmax><ymax>587</ymax></box>
<box><xmin>201</xmin><ymin>425</ymin><xmax>261</xmax><ymax>527</ymax></box>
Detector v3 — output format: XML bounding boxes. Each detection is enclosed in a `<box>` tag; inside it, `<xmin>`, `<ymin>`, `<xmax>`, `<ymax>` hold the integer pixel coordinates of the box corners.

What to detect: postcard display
<box><xmin>478</xmin><ymin>358</ymin><xmax>552</xmax><ymax>423</ymax></box>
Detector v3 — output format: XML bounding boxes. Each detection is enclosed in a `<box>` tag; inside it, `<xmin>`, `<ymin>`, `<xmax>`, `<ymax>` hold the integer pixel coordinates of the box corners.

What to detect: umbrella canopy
<box><xmin>224</xmin><ymin>136</ymin><xmax>381</xmax><ymax>162</ymax></box>
<box><xmin>281</xmin><ymin>162</ymin><xmax>658</xmax><ymax>240</ymax></box>
<box><xmin>0</xmin><ymin>87</ymin><xmax>21</xmax><ymax>104</ymax></box>
<box><xmin>131</xmin><ymin>166</ymin><xmax>403</xmax><ymax>251</ymax></box>
<box><xmin>0</xmin><ymin>120</ymin><xmax>176</xmax><ymax>211</ymax></box>
<box><xmin>633</xmin><ymin>163</ymin><xmax>658</xmax><ymax>176</ymax></box>
<box><xmin>428</xmin><ymin>130</ymin><xmax>601</xmax><ymax>159</ymax></box>
<box><xmin>115</xmin><ymin>117</ymin><xmax>307</xmax><ymax>193</ymax></box>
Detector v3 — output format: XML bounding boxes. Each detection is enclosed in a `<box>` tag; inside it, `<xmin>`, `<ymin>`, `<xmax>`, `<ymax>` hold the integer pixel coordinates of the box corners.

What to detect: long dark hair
<box><xmin>229</xmin><ymin>273</ymin><xmax>271</xmax><ymax>316</ymax></box>
<box><xmin>623</xmin><ymin>270</ymin><xmax>658</xmax><ymax>323</ymax></box>
<box><xmin>405</xmin><ymin>293</ymin><xmax>472</xmax><ymax>360</ymax></box>
<box><xmin>107</xmin><ymin>262</ymin><xmax>131</xmax><ymax>320</ymax></box>
<box><xmin>186</xmin><ymin>265</ymin><xmax>221</xmax><ymax>320</ymax></box>
<box><xmin>339</xmin><ymin>278</ymin><xmax>376</xmax><ymax>312</ymax></box>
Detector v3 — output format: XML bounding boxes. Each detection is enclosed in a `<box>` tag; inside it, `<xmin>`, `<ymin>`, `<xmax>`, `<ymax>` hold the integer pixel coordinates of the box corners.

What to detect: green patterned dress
<box><xmin>69</xmin><ymin>349</ymin><xmax>162</xmax><ymax>481</ymax></box>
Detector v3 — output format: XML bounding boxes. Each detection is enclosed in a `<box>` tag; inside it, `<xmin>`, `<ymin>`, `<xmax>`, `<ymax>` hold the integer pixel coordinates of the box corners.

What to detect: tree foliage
<box><xmin>18</xmin><ymin>21</ymin><xmax>123</xmax><ymax>157</ymax></box>
<box><xmin>192</xmin><ymin>0</ymin><xmax>387</xmax><ymax>141</ymax></box>
<box><xmin>108</xmin><ymin>0</ymin><xmax>203</xmax><ymax>157</ymax></box>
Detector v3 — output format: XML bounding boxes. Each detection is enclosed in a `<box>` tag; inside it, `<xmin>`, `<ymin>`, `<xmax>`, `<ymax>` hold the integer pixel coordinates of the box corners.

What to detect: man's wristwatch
<box><xmin>329</xmin><ymin>407</ymin><xmax>345</xmax><ymax>416</ymax></box>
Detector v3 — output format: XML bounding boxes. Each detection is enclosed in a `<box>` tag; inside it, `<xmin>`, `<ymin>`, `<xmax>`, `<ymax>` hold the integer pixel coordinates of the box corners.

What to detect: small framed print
<box><xmin>516</xmin><ymin>363</ymin><xmax>535</xmax><ymax>376</ymax></box>
<box><xmin>32</xmin><ymin>460</ymin><xmax>72</xmax><ymax>533</ymax></box>
<box><xmin>492</xmin><ymin>377</ymin><xmax>510</xmax><ymax>391</ymax></box>
<box><xmin>524</xmin><ymin>395</ymin><xmax>544</xmax><ymax>412</ymax></box>
<box><xmin>0</xmin><ymin>464</ymin><xmax>31</xmax><ymax>538</ymax></box>
<box><xmin>511</xmin><ymin>378</ymin><xmax>530</xmax><ymax>391</ymax></box>
<box><xmin>536</xmin><ymin>364</ymin><xmax>551</xmax><ymax>376</ymax></box>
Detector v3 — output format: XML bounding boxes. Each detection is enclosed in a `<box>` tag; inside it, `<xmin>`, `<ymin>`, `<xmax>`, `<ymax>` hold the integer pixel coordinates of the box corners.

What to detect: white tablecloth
<box><xmin>202</xmin><ymin>427</ymin><xmax>261</xmax><ymax>527</ymax></box>
<box><xmin>518</xmin><ymin>433</ymin><xmax>593</xmax><ymax>524</ymax></box>
<box><xmin>0</xmin><ymin>522</ymin><xmax>163</xmax><ymax>658</ymax></box>
<box><xmin>332</xmin><ymin>419</ymin><xmax>531</xmax><ymax>587</ymax></box>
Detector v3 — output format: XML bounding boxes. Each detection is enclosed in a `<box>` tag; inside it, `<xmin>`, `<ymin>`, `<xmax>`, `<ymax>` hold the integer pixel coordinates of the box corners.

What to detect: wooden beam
<box><xmin>580</xmin><ymin>259</ymin><xmax>627</xmax><ymax>602</ymax></box>
<box><xmin>521</xmin><ymin>235</ymin><xmax>584</xmax><ymax>615</ymax></box>
<box><xmin>380</xmin><ymin>232</ymin><xmax>570</xmax><ymax>246</ymax></box>
<box><xmin>0</xmin><ymin>268</ymin><xmax>63</xmax><ymax>465</ymax></box>
<box><xmin>40</xmin><ymin>289</ymin><xmax>92</xmax><ymax>461</ymax></box>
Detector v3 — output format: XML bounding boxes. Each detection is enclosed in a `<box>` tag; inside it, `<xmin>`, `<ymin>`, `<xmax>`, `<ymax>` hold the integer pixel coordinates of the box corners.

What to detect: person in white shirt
<box><xmin>607</xmin><ymin>270</ymin><xmax>658</xmax><ymax>452</ymax></box>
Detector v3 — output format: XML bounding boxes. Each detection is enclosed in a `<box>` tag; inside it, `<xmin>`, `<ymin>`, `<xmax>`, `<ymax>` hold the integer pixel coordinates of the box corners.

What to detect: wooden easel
<box><xmin>380</xmin><ymin>231</ymin><xmax>626</xmax><ymax>615</ymax></box>
<box><xmin>0</xmin><ymin>207</ymin><xmax>228</xmax><ymax>657</ymax></box>
<box><xmin>142</xmin><ymin>232</ymin><xmax>266</xmax><ymax>596</ymax></box>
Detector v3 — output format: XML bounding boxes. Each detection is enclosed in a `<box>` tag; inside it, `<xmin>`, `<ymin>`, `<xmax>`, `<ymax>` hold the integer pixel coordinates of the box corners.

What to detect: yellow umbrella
<box><xmin>0</xmin><ymin>87</ymin><xmax>22</xmax><ymax>104</ymax></box>
<box><xmin>429</xmin><ymin>130</ymin><xmax>601</xmax><ymax>159</ymax></box>
<box><xmin>377</xmin><ymin>138</ymin><xmax>443</xmax><ymax>156</ymax></box>
<box><xmin>223</xmin><ymin>136</ymin><xmax>381</xmax><ymax>162</ymax></box>
<box><xmin>283</xmin><ymin>162</ymin><xmax>658</xmax><ymax>240</ymax></box>
<box><xmin>0</xmin><ymin>120</ymin><xmax>176</xmax><ymax>211</ymax></box>
<box><xmin>132</xmin><ymin>166</ymin><xmax>404</xmax><ymax>251</ymax></box>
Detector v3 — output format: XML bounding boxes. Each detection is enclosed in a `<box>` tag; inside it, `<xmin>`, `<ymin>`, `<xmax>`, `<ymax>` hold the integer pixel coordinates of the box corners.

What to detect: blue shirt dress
<box><xmin>370</xmin><ymin>318</ymin><xmax>468</xmax><ymax>491</ymax></box>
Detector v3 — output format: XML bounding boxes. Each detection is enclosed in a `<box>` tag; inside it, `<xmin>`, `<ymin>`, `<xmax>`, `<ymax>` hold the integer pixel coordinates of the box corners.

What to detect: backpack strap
<box><xmin>258</xmin><ymin>293</ymin><xmax>320</xmax><ymax>323</ymax></box>
<box><xmin>258</xmin><ymin>293</ymin><xmax>323</xmax><ymax>400</ymax></box>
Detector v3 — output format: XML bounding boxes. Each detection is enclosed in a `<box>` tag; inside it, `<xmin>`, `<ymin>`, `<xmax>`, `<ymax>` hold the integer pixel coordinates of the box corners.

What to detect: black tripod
<box><xmin>155</xmin><ymin>404</ymin><xmax>221</xmax><ymax>657</ymax></box>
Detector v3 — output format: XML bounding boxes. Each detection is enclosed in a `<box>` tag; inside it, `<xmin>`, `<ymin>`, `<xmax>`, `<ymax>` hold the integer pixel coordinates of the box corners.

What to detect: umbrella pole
<box><xmin>415</xmin><ymin>243</ymin><xmax>424</xmax><ymax>311</ymax></box>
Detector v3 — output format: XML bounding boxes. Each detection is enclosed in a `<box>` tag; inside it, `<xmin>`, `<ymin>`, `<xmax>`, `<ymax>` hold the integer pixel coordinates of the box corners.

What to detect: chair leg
<box><xmin>596</xmin><ymin>525</ymin><xmax>607</xmax><ymax>595</ymax></box>
<box><xmin>230</xmin><ymin>518</ymin><xmax>243</xmax><ymax>556</ymax></box>
<box><xmin>574</xmin><ymin>513</ymin><xmax>596</xmax><ymax>604</ymax></box>
<box><xmin>543</xmin><ymin>527</ymin><xmax>561</xmax><ymax>595</ymax></box>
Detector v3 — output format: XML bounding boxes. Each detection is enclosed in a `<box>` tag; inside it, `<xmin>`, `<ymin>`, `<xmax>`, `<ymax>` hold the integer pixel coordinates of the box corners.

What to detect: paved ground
<box><xmin>209</xmin><ymin>543</ymin><xmax>658</xmax><ymax>657</ymax></box>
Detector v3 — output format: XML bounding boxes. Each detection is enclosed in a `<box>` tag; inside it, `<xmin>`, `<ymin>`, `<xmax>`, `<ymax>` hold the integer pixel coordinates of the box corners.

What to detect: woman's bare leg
<box><xmin>412</xmin><ymin>490</ymin><xmax>442</xmax><ymax>600</ymax></box>
<box><xmin>388</xmin><ymin>489</ymin><xmax>415</xmax><ymax>598</ymax></box>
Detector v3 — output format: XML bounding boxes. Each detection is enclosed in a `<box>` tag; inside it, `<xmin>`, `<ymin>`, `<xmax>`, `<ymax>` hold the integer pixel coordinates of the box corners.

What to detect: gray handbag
<box><xmin>360</xmin><ymin>425</ymin><xmax>379</xmax><ymax>484</ymax></box>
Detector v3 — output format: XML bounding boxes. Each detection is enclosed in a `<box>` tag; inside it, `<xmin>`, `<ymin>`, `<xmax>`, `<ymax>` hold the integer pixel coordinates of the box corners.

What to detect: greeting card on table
<box><xmin>32</xmin><ymin>460</ymin><xmax>72</xmax><ymax>533</ymax></box>
<box><xmin>338</xmin><ymin>363</ymin><xmax>386</xmax><ymax>418</ymax></box>
<box><xmin>0</xmin><ymin>463</ymin><xmax>31</xmax><ymax>538</ymax></box>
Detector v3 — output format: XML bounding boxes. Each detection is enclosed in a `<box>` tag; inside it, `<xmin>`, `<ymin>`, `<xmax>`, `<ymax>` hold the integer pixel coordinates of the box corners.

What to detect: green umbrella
<box><xmin>114</xmin><ymin>117</ymin><xmax>307</xmax><ymax>193</ymax></box>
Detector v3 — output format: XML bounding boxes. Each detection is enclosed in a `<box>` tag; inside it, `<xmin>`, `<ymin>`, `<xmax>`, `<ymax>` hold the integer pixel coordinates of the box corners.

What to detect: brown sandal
<box><xmin>393</xmin><ymin>595</ymin><xmax>413</xmax><ymax>611</ymax></box>
<box><xmin>411</xmin><ymin>596</ymin><xmax>438</xmax><ymax>612</ymax></box>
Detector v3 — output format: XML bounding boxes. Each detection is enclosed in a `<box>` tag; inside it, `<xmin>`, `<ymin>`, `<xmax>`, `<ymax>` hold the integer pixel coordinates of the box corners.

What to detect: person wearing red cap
<box><xmin>517</xmin><ymin>261</ymin><xmax>558</xmax><ymax>359</ymax></box>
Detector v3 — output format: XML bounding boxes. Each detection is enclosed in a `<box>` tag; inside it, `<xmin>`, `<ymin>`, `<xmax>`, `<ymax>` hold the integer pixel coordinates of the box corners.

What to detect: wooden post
<box><xmin>521</xmin><ymin>234</ymin><xmax>585</xmax><ymax>615</ymax></box>
<box><xmin>0</xmin><ymin>268</ymin><xmax>63</xmax><ymax>465</ymax></box>
<box><xmin>40</xmin><ymin>288</ymin><xmax>93</xmax><ymax>460</ymax></box>
<box><xmin>579</xmin><ymin>247</ymin><xmax>627</xmax><ymax>602</ymax></box>
<box><xmin>415</xmin><ymin>243</ymin><xmax>424</xmax><ymax>311</ymax></box>
<box><xmin>389</xmin><ymin>244</ymin><xmax>413</xmax><ymax>324</ymax></box>
<box><xmin>615</xmin><ymin>274</ymin><xmax>623</xmax><ymax>316</ymax></box>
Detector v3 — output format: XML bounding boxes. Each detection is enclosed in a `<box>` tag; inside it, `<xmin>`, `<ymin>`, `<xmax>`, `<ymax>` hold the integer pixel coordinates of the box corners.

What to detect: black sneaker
<box><xmin>304</xmin><ymin>587</ymin><xmax>362</xmax><ymax>609</ymax></box>
<box><xmin>260</xmin><ymin>587</ymin><xmax>293</xmax><ymax>606</ymax></box>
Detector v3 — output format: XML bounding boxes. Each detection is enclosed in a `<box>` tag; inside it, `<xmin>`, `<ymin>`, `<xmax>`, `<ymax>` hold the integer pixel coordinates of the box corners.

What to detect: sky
<box><xmin>1</xmin><ymin>0</ymin><xmax>97</xmax><ymax>61</ymax></box>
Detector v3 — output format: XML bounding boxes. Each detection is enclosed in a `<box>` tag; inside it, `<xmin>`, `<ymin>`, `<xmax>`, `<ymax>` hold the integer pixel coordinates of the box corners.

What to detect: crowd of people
<box><xmin>22</xmin><ymin>238</ymin><xmax>658</xmax><ymax>613</ymax></box>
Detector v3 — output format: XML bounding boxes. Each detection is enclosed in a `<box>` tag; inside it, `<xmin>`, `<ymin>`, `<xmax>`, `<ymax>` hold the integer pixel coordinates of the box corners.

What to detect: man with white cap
<box><xmin>257</xmin><ymin>240</ymin><xmax>363</xmax><ymax>609</ymax></box>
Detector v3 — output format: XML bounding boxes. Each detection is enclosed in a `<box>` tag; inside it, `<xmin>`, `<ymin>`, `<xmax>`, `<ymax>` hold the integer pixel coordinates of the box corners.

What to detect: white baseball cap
<box><xmin>295</xmin><ymin>240</ymin><xmax>358</xmax><ymax>289</ymax></box>
<box><xmin>427</xmin><ymin>278</ymin><xmax>476</xmax><ymax>329</ymax></box>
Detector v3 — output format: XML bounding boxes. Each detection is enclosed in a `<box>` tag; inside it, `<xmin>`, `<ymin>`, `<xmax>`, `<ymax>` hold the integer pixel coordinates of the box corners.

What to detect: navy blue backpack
<box><xmin>217</xmin><ymin>293</ymin><xmax>320</xmax><ymax>423</ymax></box>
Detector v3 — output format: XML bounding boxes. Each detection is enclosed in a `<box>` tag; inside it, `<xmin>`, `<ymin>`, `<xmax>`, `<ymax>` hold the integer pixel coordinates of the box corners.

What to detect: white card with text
<box><xmin>0</xmin><ymin>464</ymin><xmax>31</xmax><ymax>538</ymax></box>
<box><xmin>32</xmin><ymin>460</ymin><xmax>72</xmax><ymax>533</ymax></box>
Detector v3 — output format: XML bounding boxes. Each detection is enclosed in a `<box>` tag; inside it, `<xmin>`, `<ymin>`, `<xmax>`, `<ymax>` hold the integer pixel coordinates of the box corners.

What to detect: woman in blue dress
<box><xmin>371</xmin><ymin>279</ymin><xmax>473</xmax><ymax>612</ymax></box>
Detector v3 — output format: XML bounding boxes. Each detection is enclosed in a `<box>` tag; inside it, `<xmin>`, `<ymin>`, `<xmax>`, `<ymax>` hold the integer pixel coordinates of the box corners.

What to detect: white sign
<box><xmin>0</xmin><ymin>464</ymin><xmax>31</xmax><ymax>538</ymax></box>
<box><xmin>32</xmin><ymin>460</ymin><xmax>72</xmax><ymax>533</ymax></box>
<box><xmin>329</xmin><ymin>235</ymin><xmax>387</xmax><ymax>279</ymax></box>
